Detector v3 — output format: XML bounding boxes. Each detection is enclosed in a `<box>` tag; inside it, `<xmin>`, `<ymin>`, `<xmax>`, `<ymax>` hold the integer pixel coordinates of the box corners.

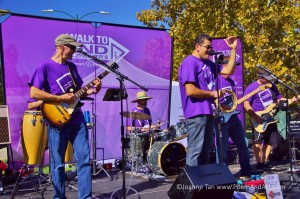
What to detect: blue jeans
<box><xmin>47</xmin><ymin>116</ymin><xmax>91</xmax><ymax>199</ymax></box>
<box><xmin>215</xmin><ymin>115</ymin><xmax>252</xmax><ymax>176</ymax></box>
<box><xmin>186</xmin><ymin>115</ymin><xmax>215</xmax><ymax>166</ymax></box>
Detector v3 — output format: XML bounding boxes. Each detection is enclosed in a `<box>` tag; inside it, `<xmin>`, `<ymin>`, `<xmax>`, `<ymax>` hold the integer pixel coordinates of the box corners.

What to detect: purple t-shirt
<box><xmin>215</xmin><ymin>75</ymin><xmax>235</xmax><ymax>106</ymax></box>
<box><xmin>28</xmin><ymin>59</ymin><xmax>84</xmax><ymax>124</ymax></box>
<box><xmin>244</xmin><ymin>81</ymin><xmax>282</xmax><ymax>112</ymax></box>
<box><xmin>178</xmin><ymin>55</ymin><xmax>220</xmax><ymax>118</ymax></box>
<box><xmin>127</xmin><ymin>106</ymin><xmax>152</xmax><ymax>128</ymax></box>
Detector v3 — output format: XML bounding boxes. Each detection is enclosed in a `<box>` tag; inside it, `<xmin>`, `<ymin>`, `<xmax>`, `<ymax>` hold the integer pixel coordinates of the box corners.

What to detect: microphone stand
<box><xmin>258</xmin><ymin>65</ymin><xmax>300</xmax><ymax>192</ymax></box>
<box><xmin>77</xmin><ymin>49</ymin><xmax>147</xmax><ymax>199</ymax></box>
<box><xmin>212</xmin><ymin>53</ymin><xmax>224</xmax><ymax>164</ymax></box>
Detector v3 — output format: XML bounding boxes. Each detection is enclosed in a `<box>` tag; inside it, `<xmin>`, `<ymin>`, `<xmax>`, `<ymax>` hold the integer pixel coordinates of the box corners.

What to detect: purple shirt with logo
<box><xmin>178</xmin><ymin>55</ymin><xmax>220</xmax><ymax>118</ymax></box>
<box><xmin>215</xmin><ymin>75</ymin><xmax>235</xmax><ymax>106</ymax></box>
<box><xmin>28</xmin><ymin>59</ymin><xmax>84</xmax><ymax>124</ymax></box>
<box><xmin>127</xmin><ymin>106</ymin><xmax>152</xmax><ymax>128</ymax></box>
<box><xmin>244</xmin><ymin>81</ymin><xmax>282</xmax><ymax>112</ymax></box>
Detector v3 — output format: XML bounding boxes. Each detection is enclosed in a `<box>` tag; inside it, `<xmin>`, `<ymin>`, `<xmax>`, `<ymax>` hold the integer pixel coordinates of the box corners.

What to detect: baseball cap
<box><xmin>257</xmin><ymin>69</ymin><xmax>273</xmax><ymax>81</ymax></box>
<box><xmin>55</xmin><ymin>34</ymin><xmax>82</xmax><ymax>47</ymax></box>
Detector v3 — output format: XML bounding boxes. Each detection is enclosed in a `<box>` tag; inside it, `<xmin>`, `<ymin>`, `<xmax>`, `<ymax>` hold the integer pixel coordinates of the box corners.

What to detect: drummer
<box><xmin>126</xmin><ymin>91</ymin><xmax>155</xmax><ymax>162</ymax></box>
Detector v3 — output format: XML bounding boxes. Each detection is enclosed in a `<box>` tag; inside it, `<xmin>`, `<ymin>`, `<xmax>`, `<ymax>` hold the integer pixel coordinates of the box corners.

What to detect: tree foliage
<box><xmin>137</xmin><ymin>0</ymin><xmax>300</xmax><ymax>95</ymax></box>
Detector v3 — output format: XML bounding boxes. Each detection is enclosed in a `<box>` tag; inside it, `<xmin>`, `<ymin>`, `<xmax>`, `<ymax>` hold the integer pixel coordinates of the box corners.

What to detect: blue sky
<box><xmin>0</xmin><ymin>0</ymin><xmax>152</xmax><ymax>26</ymax></box>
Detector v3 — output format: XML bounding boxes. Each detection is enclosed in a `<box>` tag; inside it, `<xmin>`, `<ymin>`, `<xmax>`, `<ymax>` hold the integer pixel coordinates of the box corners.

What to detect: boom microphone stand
<box><xmin>210</xmin><ymin>51</ymin><xmax>225</xmax><ymax>164</ymax></box>
<box><xmin>77</xmin><ymin>48</ymin><xmax>147</xmax><ymax>199</ymax></box>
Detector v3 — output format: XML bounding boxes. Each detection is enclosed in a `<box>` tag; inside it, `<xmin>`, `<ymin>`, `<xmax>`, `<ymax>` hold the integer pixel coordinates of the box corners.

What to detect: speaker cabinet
<box><xmin>0</xmin><ymin>105</ymin><xmax>11</xmax><ymax>145</ymax></box>
<box><xmin>168</xmin><ymin>164</ymin><xmax>236</xmax><ymax>199</ymax></box>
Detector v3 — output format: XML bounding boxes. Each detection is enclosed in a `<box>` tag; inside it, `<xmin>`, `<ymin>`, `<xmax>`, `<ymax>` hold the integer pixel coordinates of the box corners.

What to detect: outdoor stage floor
<box><xmin>1</xmin><ymin>159</ymin><xmax>300</xmax><ymax>199</ymax></box>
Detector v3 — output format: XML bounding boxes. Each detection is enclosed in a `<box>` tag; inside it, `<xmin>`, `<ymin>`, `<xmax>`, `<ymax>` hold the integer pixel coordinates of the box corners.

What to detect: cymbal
<box><xmin>120</xmin><ymin>111</ymin><xmax>151</xmax><ymax>120</ymax></box>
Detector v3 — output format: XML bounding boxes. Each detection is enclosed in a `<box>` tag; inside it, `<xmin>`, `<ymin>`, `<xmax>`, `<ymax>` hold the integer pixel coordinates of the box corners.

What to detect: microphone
<box><xmin>222</xmin><ymin>60</ymin><xmax>240</xmax><ymax>66</ymax></box>
<box><xmin>285</xmin><ymin>73</ymin><xmax>292</xmax><ymax>80</ymax></box>
<box><xmin>208</xmin><ymin>50</ymin><xmax>224</xmax><ymax>55</ymax></box>
<box><xmin>257</xmin><ymin>64</ymin><xmax>283</xmax><ymax>84</ymax></box>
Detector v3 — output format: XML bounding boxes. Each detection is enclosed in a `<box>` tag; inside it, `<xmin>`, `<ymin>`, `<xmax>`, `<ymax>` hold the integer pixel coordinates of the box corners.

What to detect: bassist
<box><xmin>244</xmin><ymin>69</ymin><xmax>296</xmax><ymax>172</ymax></box>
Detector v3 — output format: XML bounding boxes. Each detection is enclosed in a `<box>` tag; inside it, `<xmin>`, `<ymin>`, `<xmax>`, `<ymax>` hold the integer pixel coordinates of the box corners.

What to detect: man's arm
<box><xmin>185</xmin><ymin>82</ymin><xmax>224</xmax><ymax>98</ymax></box>
<box><xmin>30</xmin><ymin>86</ymin><xmax>75</xmax><ymax>104</ymax></box>
<box><xmin>220</xmin><ymin>36</ymin><xmax>237</xmax><ymax>75</ymax></box>
<box><xmin>244</xmin><ymin>101</ymin><xmax>263</xmax><ymax>124</ymax></box>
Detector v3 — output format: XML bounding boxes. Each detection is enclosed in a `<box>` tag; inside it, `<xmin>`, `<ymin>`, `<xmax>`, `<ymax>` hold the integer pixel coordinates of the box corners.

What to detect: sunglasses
<box><xmin>65</xmin><ymin>44</ymin><xmax>76</xmax><ymax>51</ymax></box>
<box><xmin>201</xmin><ymin>45</ymin><xmax>213</xmax><ymax>50</ymax></box>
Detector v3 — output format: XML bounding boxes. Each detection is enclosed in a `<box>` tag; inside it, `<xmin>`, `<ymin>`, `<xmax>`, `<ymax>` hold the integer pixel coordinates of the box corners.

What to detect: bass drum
<box><xmin>147</xmin><ymin>142</ymin><xmax>186</xmax><ymax>176</ymax></box>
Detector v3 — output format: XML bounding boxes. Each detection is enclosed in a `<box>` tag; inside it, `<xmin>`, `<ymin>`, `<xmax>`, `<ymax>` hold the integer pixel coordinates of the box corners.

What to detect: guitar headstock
<box><xmin>260</xmin><ymin>83</ymin><xmax>272</xmax><ymax>90</ymax></box>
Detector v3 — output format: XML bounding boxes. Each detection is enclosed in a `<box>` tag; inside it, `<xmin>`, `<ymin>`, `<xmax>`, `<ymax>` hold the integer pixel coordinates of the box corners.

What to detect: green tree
<box><xmin>137</xmin><ymin>0</ymin><xmax>300</xmax><ymax>94</ymax></box>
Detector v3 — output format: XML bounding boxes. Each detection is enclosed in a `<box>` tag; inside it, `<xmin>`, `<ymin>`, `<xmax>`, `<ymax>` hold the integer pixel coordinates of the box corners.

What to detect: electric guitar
<box><xmin>41</xmin><ymin>63</ymin><xmax>118</xmax><ymax>127</ymax></box>
<box><xmin>220</xmin><ymin>83</ymin><xmax>272</xmax><ymax>124</ymax></box>
<box><xmin>250</xmin><ymin>103</ymin><xmax>278</xmax><ymax>133</ymax></box>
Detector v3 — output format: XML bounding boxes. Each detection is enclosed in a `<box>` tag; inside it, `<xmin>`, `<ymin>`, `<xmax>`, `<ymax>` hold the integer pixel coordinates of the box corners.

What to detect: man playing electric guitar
<box><xmin>214</xmin><ymin>70</ymin><xmax>252</xmax><ymax>177</ymax></box>
<box><xmin>244</xmin><ymin>69</ymin><xmax>297</xmax><ymax>172</ymax></box>
<box><xmin>28</xmin><ymin>34</ymin><xmax>101</xmax><ymax>199</ymax></box>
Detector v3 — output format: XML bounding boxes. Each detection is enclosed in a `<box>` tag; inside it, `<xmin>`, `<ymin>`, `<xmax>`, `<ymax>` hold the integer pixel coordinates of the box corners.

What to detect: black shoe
<box><xmin>263</xmin><ymin>163</ymin><xmax>275</xmax><ymax>171</ymax></box>
<box><xmin>255</xmin><ymin>163</ymin><xmax>264</xmax><ymax>173</ymax></box>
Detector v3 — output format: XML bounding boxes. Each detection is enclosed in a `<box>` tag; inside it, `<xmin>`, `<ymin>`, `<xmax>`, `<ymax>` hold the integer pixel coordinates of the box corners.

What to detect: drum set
<box><xmin>122</xmin><ymin>111</ymin><xmax>188</xmax><ymax>177</ymax></box>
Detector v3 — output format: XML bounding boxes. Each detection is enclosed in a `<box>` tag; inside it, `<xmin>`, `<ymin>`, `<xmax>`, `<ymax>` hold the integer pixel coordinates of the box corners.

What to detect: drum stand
<box><xmin>11</xmin><ymin>119</ymin><xmax>50</xmax><ymax>198</ymax></box>
<box><xmin>88</xmin><ymin>99</ymin><xmax>112</xmax><ymax>180</ymax></box>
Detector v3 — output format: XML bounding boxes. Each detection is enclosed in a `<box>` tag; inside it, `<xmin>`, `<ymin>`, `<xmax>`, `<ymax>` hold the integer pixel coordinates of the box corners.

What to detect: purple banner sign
<box><xmin>1</xmin><ymin>15</ymin><xmax>172</xmax><ymax>164</ymax></box>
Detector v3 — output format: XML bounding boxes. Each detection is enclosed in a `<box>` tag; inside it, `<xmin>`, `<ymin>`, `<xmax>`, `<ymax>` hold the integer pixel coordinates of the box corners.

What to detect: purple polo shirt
<box><xmin>244</xmin><ymin>81</ymin><xmax>282</xmax><ymax>112</ymax></box>
<box><xmin>178</xmin><ymin>55</ymin><xmax>220</xmax><ymax>118</ymax></box>
<box><xmin>28</xmin><ymin>59</ymin><xmax>84</xmax><ymax>124</ymax></box>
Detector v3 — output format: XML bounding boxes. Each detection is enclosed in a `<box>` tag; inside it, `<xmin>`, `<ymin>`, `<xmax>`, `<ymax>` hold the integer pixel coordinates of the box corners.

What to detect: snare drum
<box><xmin>147</xmin><ymin>141</ymin><xmax>186</xmax><ymax>176</ymax></box>
<box><xmin>21</xmin><ymin>111</ymin><xmax>47</xmax><ymax>165</ymax></box>
<box><xmin>168</xmin><ymin>122</ymin><xmax>189</xmax><ymax>141</ymax></box>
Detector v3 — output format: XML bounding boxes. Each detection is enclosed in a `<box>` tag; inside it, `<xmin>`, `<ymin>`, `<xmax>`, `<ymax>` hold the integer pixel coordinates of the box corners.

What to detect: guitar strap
<box><xmin>66</xmin><ymin>62</ymin><xmax>79</xmax><ymax>92</ymax></box>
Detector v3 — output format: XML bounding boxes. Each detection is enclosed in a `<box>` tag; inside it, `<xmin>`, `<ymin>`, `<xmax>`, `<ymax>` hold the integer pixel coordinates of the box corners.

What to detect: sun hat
<box><xmin>132</xmin><ymin>91</ymin><xmax>153</xmax><ymax>103</ymax></box>
<box><xmin>55</xmin><ymin>34</ymin><xmax>82</xmax><ymax>47</ymax></box>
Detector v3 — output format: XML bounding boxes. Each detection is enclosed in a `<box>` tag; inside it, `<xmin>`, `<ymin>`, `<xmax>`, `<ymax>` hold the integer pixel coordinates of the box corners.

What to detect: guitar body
<box><xmin>250</xmin><ymin>103</ymin><xmax>277</xmax><ymax>133</ymax></box>
<box><xmin>41</xmin><ymin>100</ymin><xmax>78</xmax><ymax>127</ymax></box>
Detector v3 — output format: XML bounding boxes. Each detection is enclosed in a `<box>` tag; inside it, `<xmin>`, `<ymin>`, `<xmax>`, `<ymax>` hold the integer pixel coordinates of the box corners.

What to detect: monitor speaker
<box><xmin>0</xmin><ymin>105</ymin><xmax>11</xmax><ymax>145</ymax></box>
<box><xmin>168</xmin><ymin>164</ymin><xmax>236</xmax><ymax>199</ymax></box>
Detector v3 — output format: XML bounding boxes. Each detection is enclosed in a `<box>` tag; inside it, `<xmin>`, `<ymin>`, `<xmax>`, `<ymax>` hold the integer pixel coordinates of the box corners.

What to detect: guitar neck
<box><xmin>74</xmin><ymin>70</ymin><xmax>110</xmax><ymax>99</ymax></box>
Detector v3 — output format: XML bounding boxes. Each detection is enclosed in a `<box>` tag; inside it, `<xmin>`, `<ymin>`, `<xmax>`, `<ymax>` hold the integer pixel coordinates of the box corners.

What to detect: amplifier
<box><xmin>0</xmin><ymin>105</ymin><xmax>11</xmax><ymax>145</ymax></box>
<box><xmin>289</xmin><ymin>120</ymin><xmax>300</xmax><ymax>134</ymax></box>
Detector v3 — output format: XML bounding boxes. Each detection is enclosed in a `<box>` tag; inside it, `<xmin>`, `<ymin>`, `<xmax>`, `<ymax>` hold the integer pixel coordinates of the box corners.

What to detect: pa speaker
<box><xmin>0</xmin><ymin>105</ymin><xmax>11</xmax><ymax>145</ymax></box>
<box><xmin>168</xmin><ymin>164</ymin><xmax>236</xmax><ymax>199</ymax></box>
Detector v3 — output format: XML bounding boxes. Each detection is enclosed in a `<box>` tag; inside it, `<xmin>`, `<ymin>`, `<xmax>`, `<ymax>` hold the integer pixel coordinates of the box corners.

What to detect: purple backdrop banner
<box><xmin>1</xmin><ymin>15</ymin><xmax>172</xmax><ymax>163</ymax></box>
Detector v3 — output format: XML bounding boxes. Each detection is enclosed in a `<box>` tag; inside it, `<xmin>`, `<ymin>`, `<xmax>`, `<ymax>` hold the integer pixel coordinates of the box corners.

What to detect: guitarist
<box><xmin>28</xmin><ymin>34</ymin><xmax>101</xmax><ymax>199</ymax></box>
<box><xmin>214</xmin><ymin>63</ymin><xmax>252</xmax><ymax>177</ymax></box>
<box><xmin>244</xmin><ymin>69</ymin><xmax>296</xmax><ymax>172</ymax></box>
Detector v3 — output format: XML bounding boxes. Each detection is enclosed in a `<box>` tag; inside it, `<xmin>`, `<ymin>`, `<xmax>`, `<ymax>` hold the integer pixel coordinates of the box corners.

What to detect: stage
<box><xmin>1</xmin><ymin>159</ymin><xmax>300</xmax><ymax>199</ymax></box>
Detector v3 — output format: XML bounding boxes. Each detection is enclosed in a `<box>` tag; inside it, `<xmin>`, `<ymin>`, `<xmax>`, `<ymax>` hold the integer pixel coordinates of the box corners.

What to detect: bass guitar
<box><xmin>41</xmin><ymin>63</ymin><xmax>118</xmax><ymax>127</ymax></box>
<box><xmin>250</xmin><ymin>103</ymin><xmax>278</xmax><ymax>133</ymax></box>
<box><xmin>220</xmin><ymin>83</ymin><xmax>272</xmax><ymax>124</ymax></box>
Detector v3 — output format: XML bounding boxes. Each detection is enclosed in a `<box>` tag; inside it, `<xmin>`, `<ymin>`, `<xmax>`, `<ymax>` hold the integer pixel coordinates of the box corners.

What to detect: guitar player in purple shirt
<box><xmin>28</xmin><ymin>34</ymin><xmax>101</xmax><ymax>199</ymax></box>
<box><xmin>244</xmin><ymin>69</ymin><xmax>297</xmax><ymax>172</ymax></box>
<box><xmin>214</xmin><ymin>71</ymin><xmax>252</xmax><ymax>176</ymax></box>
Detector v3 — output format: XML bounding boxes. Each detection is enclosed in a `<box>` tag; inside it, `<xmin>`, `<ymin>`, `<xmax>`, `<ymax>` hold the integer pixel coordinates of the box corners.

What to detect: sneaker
<box><xmin>255</xmin><ymin>163</ymin><xmax>264</xmax><ymax>173</ymax></box>
<box><xmin>263</xmin><ymin>163</ymin><xmax>275</xmax><ymax>171</ymax></box>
